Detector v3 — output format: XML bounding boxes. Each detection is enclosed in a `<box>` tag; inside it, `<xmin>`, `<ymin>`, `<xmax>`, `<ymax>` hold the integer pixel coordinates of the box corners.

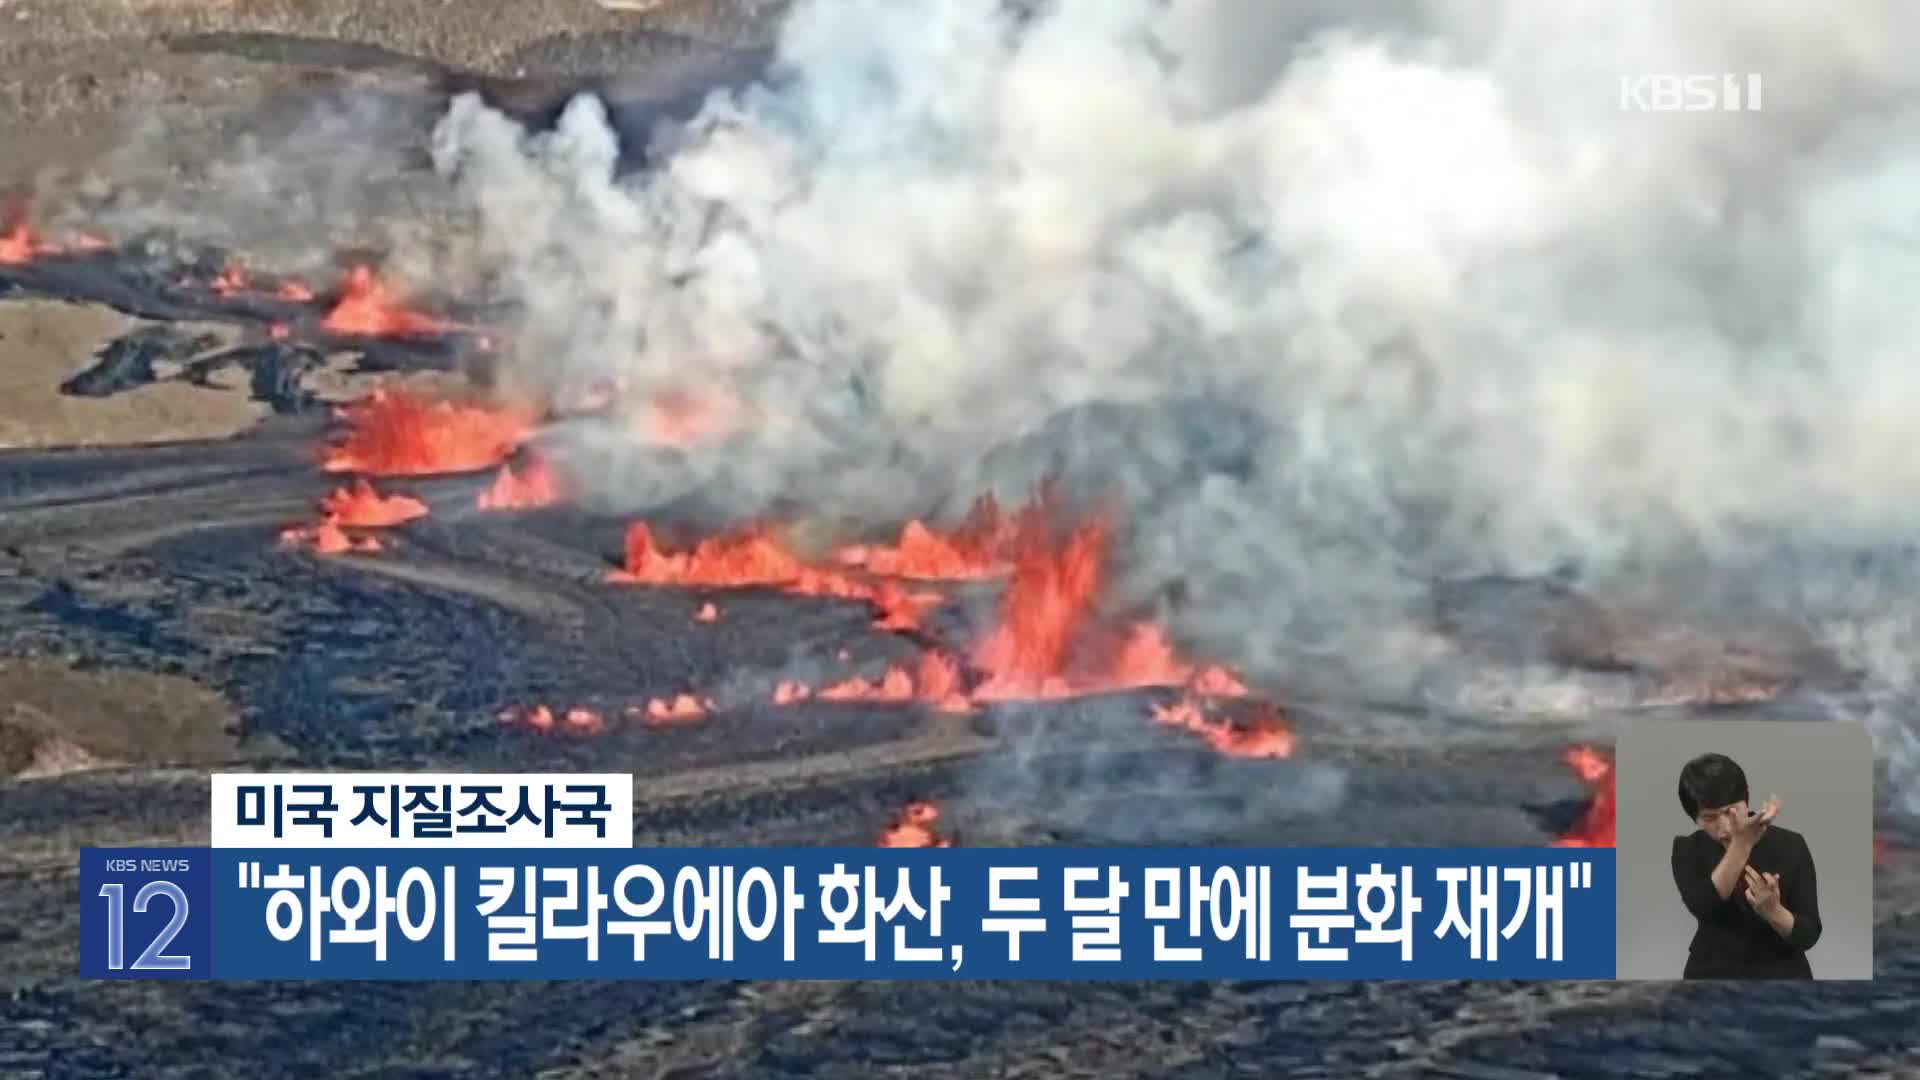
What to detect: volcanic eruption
<box><xmin>14</xmin><ymin>3</ymin><xmax>1920</xmax><ymax>1075</ymax></box>
<box><xmin>11</xmin><ymin>0</ymin><xmax>1920</xmax><ymax>859</ymax></box>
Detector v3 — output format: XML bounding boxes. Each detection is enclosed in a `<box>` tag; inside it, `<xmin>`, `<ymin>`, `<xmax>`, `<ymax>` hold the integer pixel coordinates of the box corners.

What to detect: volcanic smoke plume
<box><xmin>402</xmin><ymin>0</ymin><xmax>1920</xmax><ymax>811</ymax></box>
<box><xmin>45</xmin><ymin>0</ymin><xmax>1920</xmax><ymax>821</ymax></box>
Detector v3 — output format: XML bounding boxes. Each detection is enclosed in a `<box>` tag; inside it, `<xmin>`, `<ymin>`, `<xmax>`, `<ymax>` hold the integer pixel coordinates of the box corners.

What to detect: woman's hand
<box><xmin>1729</xmin><ymin>796</ymin><xmax>1780</xmax><ymax>846</ymax></box>
<box><xmin>1742</xmin><ymin>865</ymin><xmax>1783</xmax><ymax>916</ymax></box>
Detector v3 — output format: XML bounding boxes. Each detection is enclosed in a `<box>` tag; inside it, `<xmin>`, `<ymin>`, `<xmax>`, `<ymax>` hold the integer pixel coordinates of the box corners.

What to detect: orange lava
<box><xmin>606</xmin><ymin>491</ymin><xmax>984</xmax><ymax>631</ymax></box>
<box><xmin>1151</xmin><ymin>698</ymin><xmax>1295</xmax><ymax>759</ymax></box>
<box><xmin>1551</xmin><ymin>745</ymin><xmax>1617</xmax><ymax>848</ymax></box>
<box><xmin>609</xmin><ymin>522</ymin><xmax>808</xmax><ymax>587</ymax></box>
<box><xmin>206</xmin><ymin>264</ymin><xmax>317</xmax><ymax>304</ymax></box>
<box><xmin>321</xmin><ymin>477</ymin><xmax>429</xmax><ymax>527</ymax></box>
<box><xmin>564</xmin><ymin>707</ymin><xmax>606</xmax><ymax>735</ymax></box>
<box><xmin>1187</xmin><ymin>665</ymin><xmax>1251</xmax><ymax>696</ymax></box>
<box><xmin>607</xmin><ymin>521</ymin><xmax>945</xmax><ymax>633</ymax></box>
<box><xmin>771</xmin><ymin>652</ymin><xmax>972</xmax><ymax>714</ymax></box>
<box><xmin>820</xmin><ymin>667</ymin><xmax>917</xmax><ymax>702</ymax></box>
<box><xmin>596</xmin><ymin>486</ymin><xmax>1282</xmax><ymax>760</ymax></box>
<box><xmin>477</xmin><ymin>452</ymin><xmax>561</xmax><ymax>510</ymax></box>
<box><xmin>0</xmin><ymin>210</ymin><xmax>109</xmax><ymax>264</ymax></box>
<box><xmin>512</xmin><ymin>705</ymin><xmax>556</xmax><ymax>732</ymax></box>
<box><xmin>878</xmin><ymin>801</ymin><xmax>952</xmax><ymax>848</ymax></box>
<box><xmin>640</xmin><ymin>694</ymin><xmax>714</xmax><ymax>727</ymax></box>
<box><xmin>1101</xmin><ymin>623</ymin><xmax>1251</xmax><ymax>697</ymax></box>
<box><xmin>498</xmin><ymin>705</ymin><xmax>604</xmax><ymax>735</ymax></box>
<box><xmin>794</xmin><ymin>571</ymin><xmax>925</xmax><ymax>625</ymax></box>
<box><xmin>970</xmin><ymin>513</ymin><xmax>1111</xmax><ymax>699</ymax></box>
<box><xmin>1106</xmin><ymin>623</ymin><xmax>1192</xmax><ymax>686</ymax></box>
<box><xmin>866</xmin><ymin>579</ymin><xmax>947</xmax><ymax>632</ymax></box>
<box><xmin>715</xmin><ymin>489</ymin><xmax>1252</xmax><ymax>714</ymax></box>
<box><xmin>837</xmin><ymin>495</ymin><xmax>1021</xmax><ymax>580</ymax></box>
<box><xmin>324</xmin><ymin>389</ymin><xmax>538</xmax><ymax>476</ymax></box>
<box><xmin>278</xmin><ymin>517</ymin><xmax>382</xmax><ymax>556</ymax></box>
<box><xmin>913</xmin><ymin>651</ymin><xmax>972</xmax><ymax>712</ymax></box>
<box><xmin>960</xmin><ymin>493</ymin><xmax>1250</xmax><ymax>700</ymax></box>
<box><xmin>0</xmin><ymin>221</ymin><xmax>54</xmax><ymax>264</ymax></box>
<box><xmin>504</xmin><ymin>698</ymin><xmax>718</xmax><ymax>734</ymax></box>
<box><xmin>211</xmin><ymin>264</ymin><xmax>249</xmax><ymax>295</ymax></box>
<box><xmin>322</xmin><ymin>265</ymin><xmax>458</xmax><ymax>338</ymax></box>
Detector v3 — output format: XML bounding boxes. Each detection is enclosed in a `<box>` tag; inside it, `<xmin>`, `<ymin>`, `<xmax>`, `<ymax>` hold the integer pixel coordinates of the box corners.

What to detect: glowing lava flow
<box><xmin>323</xmin><ymin>389</ymin><xmax>538</xmax><ymax>476</ymax></box>
<box><xmin>969</xmin><ymin>515</ymin><xmax>1111</xmax><ymax>700</ymax></box>
<box><xmin>638</xmin><ymin>695</ymin><xmax>716</xmax><ymax>727</ymax></box>
<box><xmin>279</xmin><ymin>477</ymin><xmax>428</xmax><ymax>556</ymax></box>
<box><xmin>878</xmin><ymin>801</ymin><xmax>952</xmax><ymax>848</ymax></box>
<box><xmin>321</xmin><ymin>478</ymin><xmax>430</xmax><ymax>527</ymax></box>
<box><xmin>0</xmin><ymin>221</ymin><xmax>54</xmax><ymax>264</ymax></box>
<box><xmin>209</xmin><ymin>264</ymin><xmax>249</xmax><ymax>295</ymax></box>
<box><xmin>776</xmin><ymin>652</ymin><xmax>972</xmax><ymax>714</ymax></box>
<box><xmin>1551</xmin><ymin>745</ymin><xmax>1617</xmax><ymax>848</ymax></box>
<box><xmin>533</xmin><ymin>488</ymin><xmax>1289</xmax><ymax>762</ymax></box>
<box><xmin>278</xmin><ymin>517</ymin><xmax>381</xmax><ymax>556</ymax></box>
<box><xmin>503</xmin><ymin>706</ymin><xmax>605</xmax><ymax>736</ymax></box>
<box><xmin>477</xmin><ymin>452</ymin><xmax>561</xmax><ymax>510</ymax></box>
<box><xmin>607</xmin><ymin>522</ymin><xmax>944</xmax><ymax>632</ymax></box>
<box><xmin>608</xmin><ymin>523</ymin><xmax>809</xmax><ymax>588</ymax></box>
<box><xmin>322</xmin><ymin>265</ymin><xmax>459</xmax><ymax>338</ymax></box>
<box><xmin>203</xmin><ymin>262</ymin><xmax>317</xmax><ymax>303</ymax></box>
<box><xmin>1103</xmin><ymin>623</ymin><xmax>1248</xmax><ymax>697</ymax></box>
<box><xmin>837</xmin><ymin>495</ymin><xmax>1021</xmax><ymax>581</ymax></box>
<box><xmin>1150</xmin><ymin>699</ymin><xmax>1294</xmax><ymax>760</ymax></box>
<box><xmin>499</xmin><ymin>695</ymin><xmax>718</xmax><ymax>735</ymax></box>
<box><xmin>0</xmin><ymin>218</ymin><xmax>107</xmax><ymax>264</ymax></box>
<box><xmin>963</xmin><ymin>503</ymin><xmax>1246</xmax><ymax>703</ymax></box>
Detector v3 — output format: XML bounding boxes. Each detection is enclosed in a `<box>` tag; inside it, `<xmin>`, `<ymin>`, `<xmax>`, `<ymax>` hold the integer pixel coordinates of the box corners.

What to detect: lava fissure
<box><xmin>12</xmin><ymin>226</ymin><xmax>1666</xmax><ymax>852</ymax></box>
<box><xmin>2</xmin><ymin>234</ymin><xmax>497</xmax><ymax>401</ymax></box>
<box><xmin>569</xmin><ymin>483</ymin><xmax>1288</xmax><ymax>771</ymax></box>
<box><xmin>1551</xmin><ymin>746</ymin><xmax>1616</xmax><ymax>848</ymax></box>
<box><xmin>323</xmin><ymin>388</ymin><xmax>540</xmax><ymax>477</ymax></box>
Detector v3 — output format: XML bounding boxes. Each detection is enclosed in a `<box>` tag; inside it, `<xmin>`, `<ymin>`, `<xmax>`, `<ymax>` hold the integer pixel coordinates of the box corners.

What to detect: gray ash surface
<box><xmin>0</xmin><ymin>398</ymin><xmax>1914</xmax><ymax>1079</ymax></box>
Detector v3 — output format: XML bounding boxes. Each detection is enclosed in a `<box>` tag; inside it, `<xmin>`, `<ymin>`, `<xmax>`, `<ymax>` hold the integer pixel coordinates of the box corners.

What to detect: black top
<box><xmin>1670</xmin><ymin>825</ymin><xmax>1822</xmax><ymax>979</ymax></box>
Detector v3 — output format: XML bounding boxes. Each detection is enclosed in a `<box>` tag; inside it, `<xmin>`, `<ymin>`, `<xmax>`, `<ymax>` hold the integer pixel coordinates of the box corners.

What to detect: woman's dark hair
<box><xmin>1678</xmin><ymin>753</ymin><xmax>1750</xmax><ymax>819</ymax></box>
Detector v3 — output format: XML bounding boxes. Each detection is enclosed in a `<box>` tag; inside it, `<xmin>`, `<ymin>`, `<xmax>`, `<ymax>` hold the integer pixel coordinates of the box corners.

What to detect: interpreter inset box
<box><xmin>1614</xmin><ymin>720</ymin><xmax>1873</xmax><ymax>980</ymax></box>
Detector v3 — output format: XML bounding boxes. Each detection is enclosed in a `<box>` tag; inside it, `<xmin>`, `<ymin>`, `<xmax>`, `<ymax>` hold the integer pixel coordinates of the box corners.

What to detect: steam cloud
<box><xmin>99</xmin><ymin>1</ymin><xmax>1920</xmax><ymax>820</ymax></box>
<box><xmin>415</xmin><ymin>0</ymin><xmax>1920</xmax><ymax>815</ymax></box>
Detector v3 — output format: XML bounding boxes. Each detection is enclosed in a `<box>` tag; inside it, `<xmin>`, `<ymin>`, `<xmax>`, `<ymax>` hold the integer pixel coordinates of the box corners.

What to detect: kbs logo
<box><xmin>1619</xmin><ymin>74</ymin><xmax>1763</xmax><ymax>112</ymax></box>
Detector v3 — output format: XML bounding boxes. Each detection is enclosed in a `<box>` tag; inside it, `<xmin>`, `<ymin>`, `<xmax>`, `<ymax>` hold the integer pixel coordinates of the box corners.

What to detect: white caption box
<box><xmin>211</xmin><ymin>773</ymin><xmax>634</xmax><ymax>848</ymax></box>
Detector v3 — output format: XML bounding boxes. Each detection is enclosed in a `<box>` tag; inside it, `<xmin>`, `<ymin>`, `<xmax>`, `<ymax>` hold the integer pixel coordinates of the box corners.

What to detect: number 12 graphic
<box><xmin>99</xmin><ymin>881</ymin><xmax>193</xmax><ymax>971</ymax></box>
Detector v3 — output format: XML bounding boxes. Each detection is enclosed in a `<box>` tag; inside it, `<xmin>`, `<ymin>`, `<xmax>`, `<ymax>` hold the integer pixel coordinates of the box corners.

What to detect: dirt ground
<box><xmin>0</xmin><ymin>656</ymin><xmax>237</xmax><ymax>776</ymax></box>
<box><xmin>0</xmin><ymin>301</ymin><xmax>269</xmax><ymax>447</ymax></box>
<box><xmin>0</xmin><ymin>0</ymin><xmax>779</xmax><ymax>450</ymax></box>
<box><xmin>0</xmin><ymin>0</ymin><xmax>771</xmax><ymax>185</ymax></box>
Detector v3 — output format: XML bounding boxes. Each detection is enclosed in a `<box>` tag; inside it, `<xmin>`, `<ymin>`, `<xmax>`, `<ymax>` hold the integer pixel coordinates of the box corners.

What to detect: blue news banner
<box><xmin>79</xmin><ymin>848</ymin><xmax>1616</xmax><ymax>981</ymax></box>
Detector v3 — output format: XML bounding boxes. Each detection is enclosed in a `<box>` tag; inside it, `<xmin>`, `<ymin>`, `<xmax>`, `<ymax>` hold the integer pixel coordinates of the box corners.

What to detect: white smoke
<box><xmin>423</xmin><ymin>0</ymin><xmax>1920</xmax><ymax>815</ymax></box>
